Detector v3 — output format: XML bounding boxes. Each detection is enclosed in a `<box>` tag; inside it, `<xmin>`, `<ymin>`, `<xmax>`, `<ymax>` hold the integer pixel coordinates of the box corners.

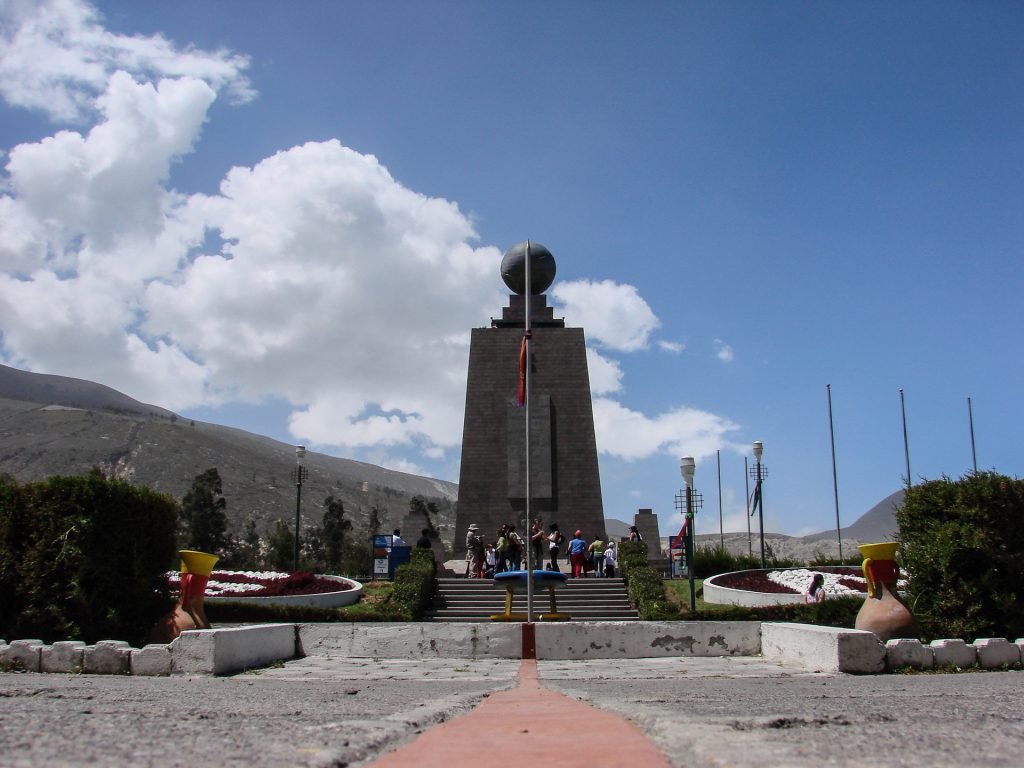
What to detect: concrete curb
<box><xmin>297</xmin><ymin>622</ymin><xmax>522</xmax><ymax>659</ymax></box>
<box><xmin>170</xmin><ymin>623</ymin><xmax>296</xmax><ymax>675</ymax></box>
<box><xmin>534</xmin><ymin>621</ymin><xmax>761</xmax><ymax>659</ymax></box>
<box><xmin>761</xmin><ymin>622</ymin><xmax>885</xmax><ymax>674</ymax></box>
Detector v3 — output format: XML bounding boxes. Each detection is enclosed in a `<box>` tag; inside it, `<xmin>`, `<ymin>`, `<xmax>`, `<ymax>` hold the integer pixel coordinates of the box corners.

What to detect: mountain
<box><xmin>0</xmin><ymin>365</ymin><xmax>457</xmax><ymax>539</ymax></box>
<box><xmin>684</xmin><ymin>489</ymin><xmax>906</xmax><ymax>563</ymax></box>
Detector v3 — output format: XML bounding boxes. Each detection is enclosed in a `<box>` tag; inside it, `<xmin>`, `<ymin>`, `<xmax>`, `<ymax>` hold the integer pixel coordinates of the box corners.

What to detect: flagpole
<box><xmin>827</xmin><ymin>384</ymin><xmax>842</xmax><ymax>561</ymax></box>
<box><xmin>717</xmin><ymin>449</ymin><xmax>723</xmax><ymax>549</ymax></box>
<box><xmin>744</xmin><ymin>456</ymin><xmax>751</xmax><ymax>557</ymax></box>
<box><xmin>524</xmin><ymin>242</ymin><xmax>533</xmax><ymax>623</ymax></box>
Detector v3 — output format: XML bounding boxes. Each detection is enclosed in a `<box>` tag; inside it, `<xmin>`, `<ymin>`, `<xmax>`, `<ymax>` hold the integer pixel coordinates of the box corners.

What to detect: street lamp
<box><xmin>679</xmin><ymin>457</ymin><xmax>697</xmax><ymax>611</ymax></box>
<box><xmin>293</xmin><ymin>445</ymin><xmax>308</xmax><ymax>571</ymax></box>
<box><xmin>750</xmin><ymin>441</ymin><xmax>766</xmax><ymax>568</ymax></box>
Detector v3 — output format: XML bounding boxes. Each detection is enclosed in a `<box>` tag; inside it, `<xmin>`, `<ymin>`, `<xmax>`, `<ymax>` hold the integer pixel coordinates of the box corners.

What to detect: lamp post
<box><xmin>750</xmin><ymin>441</ymin><xmax>767</xmax><ymax>568</ymax></box>
<box><xmin>293</xmin><ymin>445</ymin><xmax>308</xmax><ymax>571</ymax></box>
<box><xmin>680</xmin><ymin>456</ymin><xmax>696</xmax><ymax>611</ymax></box>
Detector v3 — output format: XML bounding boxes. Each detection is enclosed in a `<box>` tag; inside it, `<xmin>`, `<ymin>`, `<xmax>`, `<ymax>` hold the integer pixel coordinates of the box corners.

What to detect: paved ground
<box><xmin>1</xmin><ymin>657</ymin><xmax>1022</xmax><ymax>767</ymax></box>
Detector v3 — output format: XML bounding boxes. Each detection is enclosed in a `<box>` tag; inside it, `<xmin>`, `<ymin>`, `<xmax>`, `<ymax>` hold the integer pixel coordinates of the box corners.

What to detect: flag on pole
<box><xmin>675</xmin><ymin>516</ymin><xmax>689</xmax><ymax>544</ymax></box>
<box><xmin>517</xmin><ymin>330</ymin><xmax>531</xmax><ymax>406</ymax></box>
<box><xmin>749</xmin><ymin>480</ymin><xmax>761</xmax><ymax>516</ymax></box>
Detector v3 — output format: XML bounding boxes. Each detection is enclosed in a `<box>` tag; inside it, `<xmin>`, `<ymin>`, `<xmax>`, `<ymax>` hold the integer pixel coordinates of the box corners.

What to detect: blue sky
<box><xmin>1</xmin><ymin>1</ymin><xmax>1020</xmax><ymax>537</ymax></box>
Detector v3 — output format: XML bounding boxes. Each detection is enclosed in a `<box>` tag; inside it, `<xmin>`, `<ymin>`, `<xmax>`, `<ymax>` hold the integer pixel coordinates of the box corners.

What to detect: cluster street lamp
<box><xmin>293</xmin><ymin>445</ymin><xmax>309</xmax><ymax>571</ymax></box>
<box><xmin>749</xmin><ymin>441</ymin><xmax>767</xmax><ymax>568</ymax></box>
<box><xmin>679</xmin><ymin>457</ymin><xmax>698</xmax><ymax>611</ymax></box>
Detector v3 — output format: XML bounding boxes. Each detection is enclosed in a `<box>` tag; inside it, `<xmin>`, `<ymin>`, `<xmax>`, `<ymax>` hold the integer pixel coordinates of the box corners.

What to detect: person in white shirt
<box><xmin>391</xmin><ymin>529</ymin><xmax>407</xmax><ymax>547</ymax></box>
<box><xmin>603</xmin><ymin>541</ymin><xmax>617</xmax><ymax>577</ymax></box>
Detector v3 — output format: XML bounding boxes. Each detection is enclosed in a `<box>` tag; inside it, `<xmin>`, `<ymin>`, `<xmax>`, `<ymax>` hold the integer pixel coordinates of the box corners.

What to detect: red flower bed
<box><xmin>713</xmin><ymin>566</ymin><xmax>862</xmax><ymax>595</ymax></box>
<box><xmin>714</xmin><ymin>572</ymin><xmax>799</xmax><ymax>593</ymax></box>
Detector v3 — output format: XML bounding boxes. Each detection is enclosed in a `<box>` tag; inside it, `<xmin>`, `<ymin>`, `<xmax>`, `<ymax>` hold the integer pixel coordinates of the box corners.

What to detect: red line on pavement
<box><xmin>366</xmin><ymin>658</ymin><xmax>671</xmax><ymax>767</ymax></box>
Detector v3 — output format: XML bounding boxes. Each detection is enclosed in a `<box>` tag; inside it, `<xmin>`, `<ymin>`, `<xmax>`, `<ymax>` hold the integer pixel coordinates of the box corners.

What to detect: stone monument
<box><xmin>454</xmin><ymin>242</ymin><xmax>605</xmax><ymax>556</ymax></box>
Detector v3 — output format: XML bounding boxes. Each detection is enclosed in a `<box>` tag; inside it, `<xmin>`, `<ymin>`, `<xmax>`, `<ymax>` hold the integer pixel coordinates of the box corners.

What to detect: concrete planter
<box><xmin>703</xmin><ymin>568</ymin><xmax>867</xmax><ymax>607</ymax></box>
<box><xmin>205</xmin><ymin>575</ymin><xmax>363</xmax><ymax>609</ymax></box>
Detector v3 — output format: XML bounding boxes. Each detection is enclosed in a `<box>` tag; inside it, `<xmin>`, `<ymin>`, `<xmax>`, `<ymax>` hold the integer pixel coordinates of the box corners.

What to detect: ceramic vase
<box><xmin>150</xmin><ymin>550</ymin><xmax>219</xmax><ymax>643</ymax></box>
<box><xmin>854</xmin><ymin>542</ymin><xmax>918</xmax><ymax>641</ymax></box>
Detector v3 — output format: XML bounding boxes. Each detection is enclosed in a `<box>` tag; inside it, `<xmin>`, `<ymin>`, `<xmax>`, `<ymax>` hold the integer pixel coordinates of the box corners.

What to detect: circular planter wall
<box><xmin>703</xmin><ymin>568</ymin><xmax>867</xmax><ymax>607</ymax></box>
<box><xmin>205</xmin><ymin>575</ymin><xmax>364</xmax><ymax>609</ymax></box>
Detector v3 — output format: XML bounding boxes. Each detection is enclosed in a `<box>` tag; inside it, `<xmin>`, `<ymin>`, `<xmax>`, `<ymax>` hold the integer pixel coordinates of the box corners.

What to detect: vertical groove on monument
<box><xmin>455</xmin><ymin>242</ymin><xmax>604</xmax><ymax>556</ymax></box>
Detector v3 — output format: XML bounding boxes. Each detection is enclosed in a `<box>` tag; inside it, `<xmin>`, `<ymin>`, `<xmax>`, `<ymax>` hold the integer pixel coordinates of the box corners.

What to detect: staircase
<box><xmin>428</xmin><ymin>576</ymin><xmax>639</xmax><ymax>622</ymax></box>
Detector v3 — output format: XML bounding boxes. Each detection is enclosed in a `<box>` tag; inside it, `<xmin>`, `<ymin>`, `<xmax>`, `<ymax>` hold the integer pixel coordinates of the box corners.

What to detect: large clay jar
<box><xmin>854</xmin><ymin>542</ymin><xmax>918</xmax><ymax>641</ymax></box>
<box><xmin>150</xmin><ymin>550</ymin><xmax>219</xmax><ymax>643</ymax></box>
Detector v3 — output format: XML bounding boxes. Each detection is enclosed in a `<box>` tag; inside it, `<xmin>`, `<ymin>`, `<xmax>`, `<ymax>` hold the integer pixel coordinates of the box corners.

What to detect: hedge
<box><xmin>388</xmin><ymin>548</ymin><xmax>437</xmax><ymax>619</ymax></box>
<box><xmin>0</xmin><ymin>473</ymin><xmax>179</xmax><ymax>645</ymax></box>
<box><xmin>897</xmin><ymin>471</ymin><xmax>1024</xmax><ymax>641</ymax></box>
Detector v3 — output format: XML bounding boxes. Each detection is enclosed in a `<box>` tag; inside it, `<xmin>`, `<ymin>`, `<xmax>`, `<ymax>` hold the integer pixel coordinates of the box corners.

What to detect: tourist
<box><xmin>530</xmin><ymin>518</ymin><xmax>545</xmax><ymax>570</ymax></box>
<box><xmin>415</xmin><ymin>529</ymin><xmax>432</xmax><ymax>549</ymax></box>
<box><xmin>392</xmin><ymin>529</ymin><xmax>407</xmax><ymax>546</ymax></box>
<box><xmin>547</xmin><ymin>523</ymin><xmax>565</xmax><ymax>571</ymax></box>
<box><xmin>495</xmin><ymin>525</ymin><xmax>509</xmax><ymax>573</ymax></box>
<box><xmin>805</xmin><ymin>573</ymin><xmax>826</xmax><ymax>604</ymax></box>
<box><xmin>466</xmin><ymin>524</ymin><xmax>485</xmax><ymax>578</ymax></box>
<box><xmin>629</xmin><ymin>526</ymin><xmax>643</xmax><ymax>542</ymax></box>
<box><xmin>568</xmin><ymin>530</ymin><xmax>588</xmax><ymax>578</ymax></box>
<box><xmin>603</xmin><ymin>540</ymin><xmax>617</xmax><ymax>578</ymax></box>
<box><xmin>484</xmin><ymin>544</ymin><xmax>497</xmax><ymax>578</ymax></box>
<box><xmin>507</xmin><ymin>525</ymin><xmax>523</xmax><ymax>570</ymax></box>
<box><xmin>589</xmin><ymin>533</ymin><xmax>606</xmax><ymax>577</ymax></box>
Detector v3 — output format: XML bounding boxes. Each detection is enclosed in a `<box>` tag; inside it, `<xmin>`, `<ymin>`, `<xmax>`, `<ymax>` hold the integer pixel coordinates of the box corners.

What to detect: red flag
<box><xmin>517</xmin><ymin>331</ymin><xmax>531</xmax><ymax>406</ymax></box>
<box><xmin>675</xmin><ymin>516</ymin><xmax>688</xmax><ymax>546</ymax></box>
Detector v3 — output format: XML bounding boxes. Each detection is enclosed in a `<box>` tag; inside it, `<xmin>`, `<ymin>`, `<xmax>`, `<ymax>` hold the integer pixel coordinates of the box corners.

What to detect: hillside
<box><xmin>0</xmin><ymin>365</ymin><xmax>457</xmax><ymax>540</ymax></box>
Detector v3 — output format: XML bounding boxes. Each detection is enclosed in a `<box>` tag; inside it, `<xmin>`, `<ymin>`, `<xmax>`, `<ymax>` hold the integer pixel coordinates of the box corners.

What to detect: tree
<box><xmin>180</xmin><ymin>468</ymin><xmax>230</xmax><ymax>554</ymax></box>
<box><xmin>267</xmin><ymin>520</ymin><xmax>295</xmax><ymax>572</ymax></box>
<box><xmin>220</xmin><ymin>517</ymin><xmax>262</xmax><ymax>570</ymax></box>
<box><xmin>321</xmin><ymin>495</ymin><xmax>353</xmax><ymax>573</ymax></box>
<box><xmin>408</xmin><ymin>496</ymin><xmax>440</xmax><ymax>538</ymax></box>
<box><xmin>897</xmin><ymin>471</ymin><xmax>1024</xmax><ymax>641</ymax></box>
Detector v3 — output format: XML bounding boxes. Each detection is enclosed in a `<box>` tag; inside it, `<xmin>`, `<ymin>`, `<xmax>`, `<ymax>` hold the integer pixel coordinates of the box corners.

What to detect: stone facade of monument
<box><xmin>454</xmin><ymin>291</ymin><xmax>605</xmax><ymax>557</ymax></box>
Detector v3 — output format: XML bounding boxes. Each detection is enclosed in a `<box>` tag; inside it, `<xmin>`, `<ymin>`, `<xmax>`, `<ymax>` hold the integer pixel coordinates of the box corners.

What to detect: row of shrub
<box><xmin>0</xmin><ymin>473</ymin><xmax>178</xmax><ymax>646</ymax></box>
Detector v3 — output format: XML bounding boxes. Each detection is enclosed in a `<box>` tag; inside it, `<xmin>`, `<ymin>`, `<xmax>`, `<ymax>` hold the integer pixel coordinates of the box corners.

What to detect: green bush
<box><xmin>388</xmin><ymin>548</ymin><xmax>437</xmax><ymax>619</ymax></box>
<box><xmin>0</xmin><ymin>473</ymin><xmax>179</xmax><ymax>645</ymax></box>
<box><xmin>897</xmin><ymin>471</ymin><xmax>1024</xmax><ymax>641</ymax></box>
<box><xmin>693</xmin><ymin>544</ymin><xmax>763</xmax><ymax>578</ymax></box>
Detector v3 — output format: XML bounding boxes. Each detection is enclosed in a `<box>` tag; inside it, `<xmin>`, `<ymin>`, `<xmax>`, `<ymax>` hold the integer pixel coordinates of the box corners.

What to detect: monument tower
<box><xmin>454</xmin><ymin>242</ymin><xmax>604</xmax><ymax>555</ymax></box>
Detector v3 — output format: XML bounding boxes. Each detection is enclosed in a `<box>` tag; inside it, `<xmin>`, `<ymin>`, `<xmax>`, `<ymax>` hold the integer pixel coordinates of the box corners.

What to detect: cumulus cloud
<box><xmin>586</xmin><ymin>348</ymin><xmax>623</xmax><ymax>395</ymax></box>
<box><xmin>591</xmin><ymin>397</ymin><xmax>742</xmax><ymax>462</ymax></box>
<box><xmin>550</xmin><ymin>279</ymin><xmax>660</xmax><ymax>352</ymax></box>
<box><xmin>0</xmin><ymin>0</ymin><xmax>253</xmax><ymax>122</ymax></box>
<box><xmin>657</xmin><ymin>340</ymin><xmax>685</xmax><ymax>354</ymax></box>
<box><xmin>0</xmin><ymin>0</ymin><xmax>745</xmax><ymax>478</ymax></box>
<box><xmin>714</xmin><ymin>338</ymin><xmax>734</xmax><ymax>362</ymax></box>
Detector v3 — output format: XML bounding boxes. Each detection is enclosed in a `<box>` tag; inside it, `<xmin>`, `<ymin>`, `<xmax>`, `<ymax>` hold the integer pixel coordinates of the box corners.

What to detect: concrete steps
<box><xmin>429</xmin><ymin>576</ymin><xmax>639</xmax><ymax>622</ymax></box>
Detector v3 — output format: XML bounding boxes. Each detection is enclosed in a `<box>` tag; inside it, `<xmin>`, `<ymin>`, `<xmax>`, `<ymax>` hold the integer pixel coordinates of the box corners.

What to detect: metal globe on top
<box><xmin>500</xmin><ymin>241</ymin><xmax>556</xmax><ymax>295</ymax></box>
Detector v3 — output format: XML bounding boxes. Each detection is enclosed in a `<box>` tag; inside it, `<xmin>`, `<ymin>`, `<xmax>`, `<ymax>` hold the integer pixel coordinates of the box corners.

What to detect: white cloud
<box><xmin>0</xmin><ymin>2</ymin><xmax>746</xmax><ymax>479</ymax></box>
<box><xmin>592</xmin><ymin>397</ymin><xmax>742</xmax><ymax>462</ymax></box>
<box><xmin>586</xmin><ymin>348</ymin><xmax>623</xmax><ymax>395</ymax></box>
<box><xmin>657</xmin><ymin>339</ymin><xmax>685</xmax><ymax>354</ymax></box>
<box><xmin>550</xmin><ymin>279</ymin><xmax>660</xmax><ymax>352</ymax></box>
<box><xmin>0</xmin><ymin>0</ymin><xmax>253</xmax><ymax>122</ymax></box>
<box><xmin>714</xmin><ymin>338</ymin><xmax>734</xmax><ymax>362</ymax></box>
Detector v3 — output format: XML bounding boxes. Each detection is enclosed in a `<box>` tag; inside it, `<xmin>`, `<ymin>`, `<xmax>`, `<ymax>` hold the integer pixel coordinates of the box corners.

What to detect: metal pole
<box><xmin>827</xmin><ymin>384</ymin><xmax>842</xmax><ymax>561</ymax></box>
<box><xmin>757</xmin><ymin>458</ymin><xmax>765</xmax><ymax>568</ymax></box>
<box><xmin>744</xmin><ymin>456</ymin><xmax>752</xmax><ymax>557</ymax></box>
<box><xmin>524</xmin><ymin>242</ymin><xmax>533</xmax><ymax>622</ymax></box>
<box><xmin>686</xmin><ymin>485</ymin><xmax>696</xmax><ymax>611</ymax></box>
<box><xmin>294</xmin><ymin>474</ymin><xmax>302</xmax><ymax>571</ymax></box>
<box><xmin>968</xmin><ymin>397</ymin><xmax>977</xmax><ymax>473</ymax></box>
<box><xmin>900</xmin><ymin>388</ymin><xmax>911</xmax><ymax>487</ymax></box>
<box><xmin>717</xmin><ymin>449</ymin><xmax>723</xmax><ymax>549</ymax></box>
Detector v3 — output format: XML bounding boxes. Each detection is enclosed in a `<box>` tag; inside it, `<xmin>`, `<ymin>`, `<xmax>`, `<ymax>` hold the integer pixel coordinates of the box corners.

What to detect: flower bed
<box><xmin>165</xmin><ymin>570</ymin><xmax>363</xmax><ymax>608</ymax></box>
<box><xmin>704</xmin><ymin>567</ymin><xmax>867</xmax><ymax>607</ymax></box>
<box><xmin>705</xmin><ymin>566</ymin><xmax>909</xmax><ymax>607</ymax></box>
